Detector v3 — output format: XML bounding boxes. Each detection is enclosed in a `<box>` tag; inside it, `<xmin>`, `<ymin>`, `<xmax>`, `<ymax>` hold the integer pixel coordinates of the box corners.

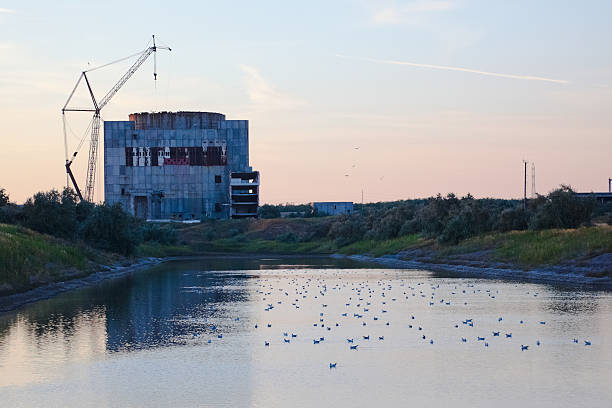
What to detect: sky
<box><xmin>1</xmin><ymin>0</ymin><xmax>611</xmax><ymax>204</ymax></box>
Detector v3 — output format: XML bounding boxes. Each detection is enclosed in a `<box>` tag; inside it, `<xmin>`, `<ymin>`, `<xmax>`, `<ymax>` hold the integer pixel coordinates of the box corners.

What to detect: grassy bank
<box><xmin>0</xmin><ymin>223</ymin><xmax>118</xmax><ymax>295</ymax></box>
<box><xmin>3</xmin><ymin>219</ymin><xmax>611</xmax><ymax>297</ymax></box>
<box><xmin>336</xmin><ymin>234</ymin><xmax>424</xmax><ymax>257</ymax></box>
<box><xmin>436</xmin><ymin>226</ymin><xmax>612</xmax><ymax>266</ymax></box>
<box><xmin>140</xmin><ymin>219</ymin><xmax>612</xmax><ymax>269</ymax></box>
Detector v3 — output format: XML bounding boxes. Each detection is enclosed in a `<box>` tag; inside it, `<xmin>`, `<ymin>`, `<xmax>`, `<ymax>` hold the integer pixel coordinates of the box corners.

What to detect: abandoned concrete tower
<box><xmin>104</xmin><ymin>111</ymin><xmax>259</xmax><ymax>220</ymax></box>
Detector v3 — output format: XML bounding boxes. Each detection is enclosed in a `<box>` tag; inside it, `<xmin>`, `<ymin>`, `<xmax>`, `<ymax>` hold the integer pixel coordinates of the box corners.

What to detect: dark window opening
<box><xmin>215</xmin><ymin>203</ymin><xmax>222</xmax><ymax>212</ymax></box>
<box><xmin>215</xmin><ymin>175</ymin><xmax>222</xmax><ymax>183</ymax></box>
<box><xmin>121</xmin><ymin>188</ymin><xmax>125</xmax><ymax>196</ymax></box>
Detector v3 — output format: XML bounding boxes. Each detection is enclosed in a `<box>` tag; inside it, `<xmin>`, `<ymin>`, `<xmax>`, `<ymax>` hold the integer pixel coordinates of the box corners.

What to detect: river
<box><xmin>1</xmin><ymin>256</ymin><xmax>610</xmax><ymax>407</ymax></box>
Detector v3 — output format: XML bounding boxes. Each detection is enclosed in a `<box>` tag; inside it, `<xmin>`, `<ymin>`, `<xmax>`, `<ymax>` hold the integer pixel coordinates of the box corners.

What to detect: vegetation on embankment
<box><xmin>0</xmin><ymin>223</ymin><xmax>122</xmax><ymax>295</ymax></box>
<box><xmin>1</xmin><ymin>184</ymin><xmax>611</xmax><ymax>297</ymax></box>
<box><xmin>136</xmin><ymin>217</ymin><xmax>612</xmax><ymax>275</ymax></box>
<box><xmin>0</xmin><ymin>187</ymin><xmax>173</xmax><ymax>296</ymax></box>
<box><xmin>435</xmin><ymin>226</ymin><xmax>612</xmax><ymax>267</ymax></box>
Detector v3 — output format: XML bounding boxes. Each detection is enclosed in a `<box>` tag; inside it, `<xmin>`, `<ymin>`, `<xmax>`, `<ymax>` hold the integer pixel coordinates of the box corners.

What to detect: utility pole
<box><xmin>531</xmin><ymin>163</ymin><xmax>536</xmax><ymax>198</ymax></box>
<box><xmin>609</xmin><ymin>177</ymin><xmax>611</xmax><ymax>193</ymax></box>
<box><xmin>523</xmin><ymin>160</ymin><xmax>528</xmax><ymax>209</ymax></box>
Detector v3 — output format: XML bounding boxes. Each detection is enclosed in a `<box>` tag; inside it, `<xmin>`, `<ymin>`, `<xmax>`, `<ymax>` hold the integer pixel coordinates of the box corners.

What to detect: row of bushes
<box><xmin>324</xmin><ymin>186</ymin><xmax>604</xmax><ymax>246</ymax></box>
<box><xmin>0</xmin><ymin>187</ymin><xmax>177</xmax><ymax>255</ymax></box>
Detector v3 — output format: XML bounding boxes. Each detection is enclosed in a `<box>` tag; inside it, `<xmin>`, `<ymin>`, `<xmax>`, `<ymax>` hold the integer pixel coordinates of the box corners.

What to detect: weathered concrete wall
<box><xmin>104</xmin><ymin>112</ymin><xmax>252</xmax><ymax>220</ymax></box>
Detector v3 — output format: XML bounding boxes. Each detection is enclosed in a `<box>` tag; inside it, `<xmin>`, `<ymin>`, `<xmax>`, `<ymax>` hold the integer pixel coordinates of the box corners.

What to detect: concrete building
<box><xmin>104</xmin><ymin>111</ymin><xmax>259</xmax><ymax>220</ymax></box>
<box><xmin>312</xmin><ymin>202</ymin><xmax>354</xmax><ymax>216</ymax></box>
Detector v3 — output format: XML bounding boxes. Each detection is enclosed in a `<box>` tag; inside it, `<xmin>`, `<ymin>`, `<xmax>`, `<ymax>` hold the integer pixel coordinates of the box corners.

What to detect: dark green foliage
<box><xmin>76</xmin><ymin>200</ymin><xmax>95</xmax><ymax>223</ymax></box>
<box><xmin>277</xmin><ymin>232</ymin><xmax>299</xmax><ymax>243</ymax></box>
<box><xmin>593</xmin><ymin>201</ymin><xmax>612</xmax><ymax>217</ymax></box>
<box><xmin>327</xmin><ymin>215</ymin><xmax>368</xmax><ymax>246</ymax></box>
<box><xmin>498</xmin><ymin>207</ymin><xmax>529</xmax><ymax>232</ymax></box>
<box><xmin>140</xmin><ymin>223</ymin><xmax>178</xmax><ymax>245</ymax></box>
<box><xmin>22</xmin><ymin>188</ymin><xmax>78</xmax><ymax>240</ymax></box>
<box><xmin>2</xmin><ymin>187</ymin><xmax>172</xmax><ymax>256</ymax></box>
<box><xmin>0</xmin><ymin>187</ymin><xmax>21</xmax><ymax>224</ymax></box>
<box><xmin>529</xmin><ymin>186</ymin><xmax>594</xmax><ymax>230</ymax></box>
<box><xmin>438</xmin><ymin>216</ymin><xmax>471</xmax><ymax>245</ymax></box>
<box><xmin>79</xmin><ymin>203</ymin><xmax>142</xmax><ymax>255</ymax></box>
<box><xmin>258</xmin><ymin>204</ymin><xmax>281</xmax><ymax>219</ymax></box>
<box><xmin>0</xmin><ymin>188</ymin><xmax>9</xmax><ymax>207</ymax></box>
<box><xmin>315</xmin><ymin>186</ymin><xmax>594</xmax><ymax>246</ymax></box>
<box><xmin>2</xmin><ymin>184</ymin><xmax>598</xmax><ymax>257</ymax></box>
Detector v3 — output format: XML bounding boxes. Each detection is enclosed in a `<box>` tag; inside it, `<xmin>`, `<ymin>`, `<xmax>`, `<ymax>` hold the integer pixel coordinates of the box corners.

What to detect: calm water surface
<box><xmin>0</xmin><ymin>256</ymin><xmax>611</xmax><ymax>407</ymax></box>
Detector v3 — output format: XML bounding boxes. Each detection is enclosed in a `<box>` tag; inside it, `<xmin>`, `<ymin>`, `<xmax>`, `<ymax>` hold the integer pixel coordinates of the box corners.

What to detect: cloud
<box><xmin>373</xmin><ymin>0</ymin><xmax>454</xmax><ymax>24</ymax></box>
<box><xmin>0</xmin><ymin>8</ymin><xmax>16</xmax><ymax>13</ymax></box>
<box><xmin>336</xmin><ymin>54</ymin><xmax>569</xmax><ymax>84</ymax></box>
<box><xmin>240</xmin><ymin>65</ymin><xmax>306</xmax><ymax>111</ymax></box>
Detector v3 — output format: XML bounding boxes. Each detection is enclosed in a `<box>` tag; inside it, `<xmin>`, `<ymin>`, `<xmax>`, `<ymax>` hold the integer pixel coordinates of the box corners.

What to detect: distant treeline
<box><xmin>0</xmin><ymin>187</ymin><xmax>176</xmax><ymax>255</ymax></box>
<box><xmin>259</xmin><ymin>187</ymin><xmax>612</xmax><ymax>246</ymax></box>
<box><xmin>2</xmin><ymin>185</ymin><xmax>610</xmax><ymax>256</ymax></box>
<box><xmin>258</xmin><ymin>203</ymin><xmax>314</xmax><ymax>218</ymax></box>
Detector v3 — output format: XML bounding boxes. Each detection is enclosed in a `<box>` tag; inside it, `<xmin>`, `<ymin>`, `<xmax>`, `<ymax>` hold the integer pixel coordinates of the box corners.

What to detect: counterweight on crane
<box><xmin>62</xmin><ymin>35</ymin><xmax>171</xmax><ymax>201</ymax></box>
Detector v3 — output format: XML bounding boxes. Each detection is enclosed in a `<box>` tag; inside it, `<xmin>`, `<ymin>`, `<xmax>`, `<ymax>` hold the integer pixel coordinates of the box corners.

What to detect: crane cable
<box><xmin>84</xmin><ymin>49</ymin><xmax>146</xmax><ymax>73</ymax></box>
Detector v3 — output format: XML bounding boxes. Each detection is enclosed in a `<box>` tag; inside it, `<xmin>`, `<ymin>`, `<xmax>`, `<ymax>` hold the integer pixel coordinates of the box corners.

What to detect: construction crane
<box><xmin>62</xmin><ymin>35</ymin><xmax>171</xmax><ymax>201</ymax></box>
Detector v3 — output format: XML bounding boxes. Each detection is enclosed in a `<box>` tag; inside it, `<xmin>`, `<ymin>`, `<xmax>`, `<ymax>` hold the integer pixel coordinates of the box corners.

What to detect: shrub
<box><xmin>141</xmin><ymin>223</ymin><xmax>178</xmax><ymax>245</ymax></box>
<box><xmin>327</xmin><ymin>215</ymin><xmax>368</xmax><ymax>246</ymax></box>
<box><xmin>258</xmin><ymin>204</ymin><xmax>281</xmax><ymax>219</ymax></box>
<box><xmin>0</xmin><ymin>188</ymin><xmax>9</xmax><ymax>207</ymax></box>
<box><xmin>438</xmin><ymin>215</ymin><xmax>471</xmax><ymax>245</ymax></box>
<box><xmin>22</xmin><ymin>188</ymin><xmax>78</xmax><ymax>239</ymax></box>
<box><xmin>529</xmin><ymin>186</ymin><xmax>594</xmax><ymax>230</ymax></box>
<box><xmin>498</xmin><ymin>207</ymin><xmax>529</xmax><ymax>232</ymax></box>
<box><xmin>79</xmin><ymin>203</ymin><xmax>142</xmax><ymax>255</ymax></box>
<box><xmin>277</xmin><ymin>232</ymin><xmax>298</xmax><ymax>243</ymax></box>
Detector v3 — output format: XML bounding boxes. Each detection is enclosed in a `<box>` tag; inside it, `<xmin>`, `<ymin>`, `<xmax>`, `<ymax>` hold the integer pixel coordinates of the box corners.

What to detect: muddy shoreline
<box><xmin>333</xmin><ymin>253</ymin><xmax>612</xmax><ymax>287</ymax></box>
<box><xmin>3</xmin><ymin>250</ymin><xmax>611</xmax><ymax>314</ymax></box>
<box><xmin>0</xmin><ymin>258</ymin><xmax>164</xmax><ymax>314</ymax></box>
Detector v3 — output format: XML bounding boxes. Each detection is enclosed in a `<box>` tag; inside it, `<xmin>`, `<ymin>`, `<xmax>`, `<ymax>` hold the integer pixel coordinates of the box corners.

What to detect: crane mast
<box><xmin>62</xmin><ymin>35</ymin><xmax>171</xmax><ymax>202</ymax></box>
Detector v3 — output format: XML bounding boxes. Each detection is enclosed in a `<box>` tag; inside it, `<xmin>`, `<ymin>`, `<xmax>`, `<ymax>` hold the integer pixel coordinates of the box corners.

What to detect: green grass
<box><xmin>137</xmin><ymin>242</ymin><xmax>198</xmax><ymax>258</ymax></box>
<box><xmin>192</xmin><ymin>237</ymin><xmax>336</xmax><ymax>254</ymax></box>
<box><xmin>0</xmin><ymin>223</ymin><xmax>91</xmax><ymax>293</ymax></box>
<box><xmin>337</xmin><ymin>234</ymin><xmax>423</xmax><ymax>257</ymax></box>
<box><xmin>438</xmin><ymin>226</ymin><xmax>612</xmax><ymax>266</ymax></box>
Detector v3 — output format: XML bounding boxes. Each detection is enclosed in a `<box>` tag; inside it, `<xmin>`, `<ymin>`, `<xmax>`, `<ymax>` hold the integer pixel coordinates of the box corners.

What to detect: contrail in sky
<box><xmin>336</xmin><ymin>54</ymin><xmax>569</xmax><ymax>84</ymax></box>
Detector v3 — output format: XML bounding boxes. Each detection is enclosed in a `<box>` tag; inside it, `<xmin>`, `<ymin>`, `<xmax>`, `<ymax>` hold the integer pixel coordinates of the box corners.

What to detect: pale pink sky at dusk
<box><xmin>1</xmin><ymin>1</ymin><xmax>611</xmax><ymax>204</ymax></box>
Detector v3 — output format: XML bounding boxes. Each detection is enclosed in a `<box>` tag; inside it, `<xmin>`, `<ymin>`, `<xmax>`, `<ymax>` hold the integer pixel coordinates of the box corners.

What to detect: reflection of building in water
<box><xmin>104</xmin><ymin>268</ymin><xmax>250</xmax><ymax>352</ymax></box>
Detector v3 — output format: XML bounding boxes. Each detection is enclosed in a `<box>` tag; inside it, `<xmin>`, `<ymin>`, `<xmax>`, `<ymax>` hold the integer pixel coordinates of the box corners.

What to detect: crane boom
<box><xmin>62</xmin><ymin>35</ymin><xmax>171</xmax><ymax>202</ymax></box>
<box><xmin>97</xmin><ymin>47</ymin><xmax>154</xmax><ymax>110</ymax></box>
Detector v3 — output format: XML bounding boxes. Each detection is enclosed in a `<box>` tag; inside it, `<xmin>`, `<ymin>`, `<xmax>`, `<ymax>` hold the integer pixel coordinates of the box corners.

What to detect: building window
<box><xmin>215</xmin><ymin>203</ymin><xmax>221</xmax><ymax>212</ymax></box>
<box><xmin>121</xmin><ymin>188</ymin><xmax>125</xmax><ymax>196</ymax></box>
<box><xmin>215</xmin><ymin>175</ymin><xmax>222</xmax><ymax>183</ymax></box>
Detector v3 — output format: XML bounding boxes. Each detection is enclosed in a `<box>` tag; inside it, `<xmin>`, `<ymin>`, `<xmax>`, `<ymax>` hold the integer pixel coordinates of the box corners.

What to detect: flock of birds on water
<box><xmin>189</xmin><ymin>269</ymin><xmax>594</xmax><ymax>369</ymax></box>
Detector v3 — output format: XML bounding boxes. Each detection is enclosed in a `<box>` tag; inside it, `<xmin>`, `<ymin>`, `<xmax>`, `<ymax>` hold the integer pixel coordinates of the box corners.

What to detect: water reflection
<box><xmin>0</xmin><ymin>256</ymin><xmax>610</xmax><ymax>407</ymax></box>
<box><xmin>0</xmin><ymin>257</ymin><xmax>371</xmax><ymax>367</ymax></box>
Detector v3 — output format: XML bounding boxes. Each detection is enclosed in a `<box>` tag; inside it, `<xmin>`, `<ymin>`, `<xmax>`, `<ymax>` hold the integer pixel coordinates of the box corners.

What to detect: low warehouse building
<box><xmin>313</xmin><ymin>202</ymin><xmax>354</xmax><ymax>216</ymax></box>
<box><xmin>104</xmin><ymin>111</ymin><xmax>259</xmax><ymax>220</ymax></box>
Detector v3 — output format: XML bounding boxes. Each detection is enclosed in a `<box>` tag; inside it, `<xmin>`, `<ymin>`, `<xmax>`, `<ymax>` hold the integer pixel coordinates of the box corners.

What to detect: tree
<box><xmin>0</xmin><ymin>188</ymin><xmax>9</xmax><ymax>207</ymax></box>
<box><xmin>258</xmin><ymin>204</ymin><xmax>281</xmax><ymax>219</ymax></box>
<box><xmin>79</xmin><ymin>203</ymin><xmax>142</xmax><ymax>255</ymax></box>
<box><xmin>22</xmin><ymin>188</ymin><xmax>78</xmax><ymax>239</ymax></box>
<box><xmin>529</xmin><ymin>186</ymin><xmax>594</xmax><ymax>230</ymax></box>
